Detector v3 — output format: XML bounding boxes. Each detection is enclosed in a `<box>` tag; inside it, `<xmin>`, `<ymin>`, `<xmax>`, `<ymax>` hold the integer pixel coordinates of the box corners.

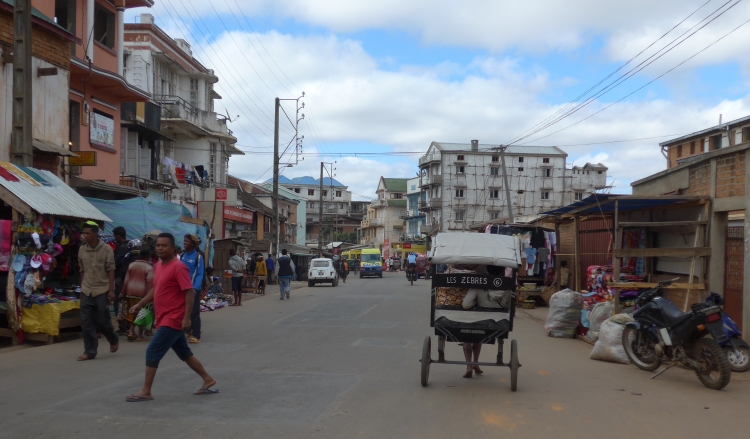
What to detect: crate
<box><xmin>521</xmin><ymin>300</ymin><xmax>536</xmax><ymax>309</ymax></box>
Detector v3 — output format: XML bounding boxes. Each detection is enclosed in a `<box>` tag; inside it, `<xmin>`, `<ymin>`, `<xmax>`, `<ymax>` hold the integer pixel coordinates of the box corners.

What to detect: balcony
<box><xmin>419</xmin><ymin>153</ymin><xmax>441</xmax><ymax>167</ymax></box>
<box><xmin>155</xmin><ymin>95</ymin><xmax>232</xmax><ymax>137</ymax></box>
<box><xmin>419</xmin><ymin>174</ymin><xmax>442</xmax><ymax>188</ymax></box>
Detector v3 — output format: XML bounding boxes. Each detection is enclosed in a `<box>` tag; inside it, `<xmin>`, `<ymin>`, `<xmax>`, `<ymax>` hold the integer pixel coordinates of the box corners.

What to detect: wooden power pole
<box><xmin>12</xmin><ymin>0</ymin><xmax>33</xmax><ymax>167</ymax></box>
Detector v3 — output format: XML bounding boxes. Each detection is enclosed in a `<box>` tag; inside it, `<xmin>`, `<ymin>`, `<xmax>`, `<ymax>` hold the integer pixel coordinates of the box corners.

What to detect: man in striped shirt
<box><xmin>180</xmin><ymin>234</ymin><xmax>204</xmax><ymax>344</ymax></box>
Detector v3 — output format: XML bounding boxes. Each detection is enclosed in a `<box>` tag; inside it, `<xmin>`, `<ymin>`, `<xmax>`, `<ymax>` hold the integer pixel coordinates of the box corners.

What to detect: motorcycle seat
<box><xmin>656</xmin><ymin>297</ymin><xmax>693</xmax><ymax>327</ymax></box>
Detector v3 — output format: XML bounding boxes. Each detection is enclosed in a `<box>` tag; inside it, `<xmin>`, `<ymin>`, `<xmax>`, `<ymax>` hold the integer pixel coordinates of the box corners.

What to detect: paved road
<box><xmin>2</xmin><ymin>272</ymin><xmax>749</xmax><ymax>438</ymax></box>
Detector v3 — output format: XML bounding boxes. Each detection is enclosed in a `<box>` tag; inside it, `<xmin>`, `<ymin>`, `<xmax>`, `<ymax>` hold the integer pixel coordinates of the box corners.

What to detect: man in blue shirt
<box><xmin>180</xmin><ymin>234</ymin><xmax>204</xmax><ymax>343</ymax></box>
<box><xmin>407</xmin><ymin>253</ymin><xmax>417</xmax><ymax>281</ymax></box>
<box><xmin>265</xmin><ymin>254</ymin><xmax>275</xmax><ymax>285</ymax></box>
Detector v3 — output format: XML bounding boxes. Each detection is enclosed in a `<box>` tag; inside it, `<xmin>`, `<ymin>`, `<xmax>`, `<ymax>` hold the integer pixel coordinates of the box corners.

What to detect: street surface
<box><xmin>1</xmin><ymin>273</ymin><xmax>749</xmax><ymax>439</ymax></box>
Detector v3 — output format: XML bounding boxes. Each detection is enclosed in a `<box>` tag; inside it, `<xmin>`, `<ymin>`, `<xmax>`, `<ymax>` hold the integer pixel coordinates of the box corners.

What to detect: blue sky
<box><xmin>126</xmin><ymin>0</ymin><xmax>750</xmax><ymax>199</ymax></box>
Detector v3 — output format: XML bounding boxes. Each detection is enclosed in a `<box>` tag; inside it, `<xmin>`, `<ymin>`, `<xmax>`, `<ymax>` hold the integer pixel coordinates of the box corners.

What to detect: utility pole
<box><xmin>318</xmin><ymin>162</ymin><xmax>324</xmax><ymax>252</ymax></box>
<box><xmin>498</xmin><ymin>146</ymin><xmax>515</xmax><ymax>223</ymax></box>
<box><xmin>272</xmin><ymin>98</ymin><xmax>280</xmax><ymax>257</ymax></box>
<box><xmin>12</xmin><ymin>0</ymin><xmax>32</xmax><ymax>167</ymax></box>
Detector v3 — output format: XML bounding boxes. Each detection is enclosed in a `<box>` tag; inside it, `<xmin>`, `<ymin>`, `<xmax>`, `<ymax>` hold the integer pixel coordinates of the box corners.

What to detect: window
<box><xmin>492</xmin><ymin>155</ymin><xmax>499</xmax><ymax>162</ymax></box>
<box><xmin>541</xmin><ymin>191</ymin><xmax>550</xmax><ymax>200</ymax></box>
<box><xmin>94</xmin><ymin>4</ymin><xmax>115</xmax><ymax>49</ymax></box>
<box><xmin>153</xmin><ymin>62</ymin><xmax>176</xmax><ymax>97</ymax></box>
<box><xmin>597</xmin><ymin>171</ymin><xmax>602</xmax><ymax>174</ymax></box>
<box><xmin>457</xmin><ymin>155</ymin><xmax>465</xmax><ymax>161</ymax></box>
<box><xmin>544</xmin><ymin>168</ymin><xmax>551</xmax><ymax>177</ymax></box>
<box><xmin>710</xmin><ymin>134</ymin><xmax>722</xmax><ymax>150</ymax></box>
<box><xmin>690</xmin><ymin>141</ymin><xmax>696</xmax><ymax>154</ymax></box>
<box><xmin>743</xmin><ymin>127</ymin><xmax>750</xmax><ymax>144</ymax></box>
<box><xmin>390</xmin><ymin>193</ymin><xmax>403</xmax><ymax>199</ymax></box>
<box><xmin>489</xmin><ymin>211</ymin><xmax>500</xmax><ymax>220</ymax></box>
<box><xmin>190</xmin><ymin>78</ymin><xmax>199</xmax><ymax>109</ymax></box>
<box><xmin>294</xmin><ymin>188</ymin><xmax>300</xmax><ymax>193</ymax></box>
<box><xmin>455</xmin><ymin>210</ymin><xmax>465</xmax><ymax>221</ymax></box>
<box><xmin>455</xmin><ymin>189</ymin><xmax>464</xmax><ymax>198</ymax></box>
<box><xmin>518</xmin><ymin>167</ymin><xmax>524</xmax><ymax>172</ymax></box>
<box><xmin>730</xmin><ymin>130</ymin><xmax>737</xmax><ymax>146</ymax></box>
<box><xmin>322</xmin><ymin>190</ymin><xmax>328</xmax><ymax>197</ymax></box>
<box><xmin>490</xmin><ymin>167</ymin><xmax>499</xmax><ymax>176</ymax></box>
<box><xmin>336</xmin><ymin>190</ymin><xmax>342</xmax><ymax>197</ymax></box>
<box><xmin>489</xmin><ymin>189</ymin><xmax>499</xmax><ymax>199</ymax></box>
<box><xmin>518</xmin><ymin>157</ymin><xmax>524</xmax><ymax>163</ymax></box>
<box><xmin>543</xmin><ymin>157</ymin><xmax>550</xmax><ymax>163</ymax></box>
<box><xmin>676</xmin><ymin>145</ymin><xmax>682</xmax><ymax>157</ymax></box>
<box><xmin>574</xmin><ymin>192</ymin><xmax>583</xmax><ymax>201</ymax></box>
<box><xmin>308</xmin><ymin>189</ymin><xmax>315</xmax><ymax>196</ymax></box>
<box><xmin>54</xmin><ymin>0</ymin><xmax>76</xmax><ymax>34</ymax></box>
<box><xmin>456</xmin><ymin>166</ymin><xmax>465</xmax><ymax>174</ymax></box>
<box><xmin>309</xmin><ymin>202</ymin><xmax>315</xmax><ymax>209</ymax></box>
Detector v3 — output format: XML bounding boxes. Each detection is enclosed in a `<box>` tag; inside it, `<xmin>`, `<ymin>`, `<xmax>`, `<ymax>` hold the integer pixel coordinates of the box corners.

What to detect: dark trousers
<box><xmin>113</xmin><ymin>278</ymin><xmax>128</xmax><ymax>332</ymax></box>
<box><xmin>190</xmin><ymin>292</ymin><xmax>201</xmax><ymax>339</ymax></box>
<box><xmin>267</xmin><ymin>273</ymin><xmax>274</xmax><ymax>285</ymax></box>
<box><xmin>80</xmin><ymin>293</ymin><xmax>118</xmax><ymax>358</ymax></box>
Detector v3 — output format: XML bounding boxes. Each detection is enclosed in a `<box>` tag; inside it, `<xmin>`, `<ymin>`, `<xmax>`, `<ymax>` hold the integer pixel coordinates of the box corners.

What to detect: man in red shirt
<box><xmin>125</xmin><ymin>233</ymin><xmax>217</xmax><ymax>402</ymax></box>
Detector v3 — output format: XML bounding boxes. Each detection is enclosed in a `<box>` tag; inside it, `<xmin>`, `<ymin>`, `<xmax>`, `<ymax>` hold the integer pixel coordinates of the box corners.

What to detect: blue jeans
<box><xmin>145</xmin><ymin>326</ymin><xmax>193</xmax><ymax>368</ymax></box>
<box><xmin>278</xmin><ymin>276</ymin><xmax>291</xmax><ymax>299</ymax></box>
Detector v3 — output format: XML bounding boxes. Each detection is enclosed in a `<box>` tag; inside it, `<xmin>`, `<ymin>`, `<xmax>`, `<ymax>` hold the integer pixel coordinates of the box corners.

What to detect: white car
<box><xmin>308</xmin><ymin>258</ymin><xmax>339</xmax><ymax>287</ymax></box>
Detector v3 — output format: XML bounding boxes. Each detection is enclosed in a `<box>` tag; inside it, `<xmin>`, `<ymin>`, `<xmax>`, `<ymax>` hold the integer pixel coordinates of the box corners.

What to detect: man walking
<box><xmin>112</xmin><ymin>226</ymin><xmax>130</xmax><ymax>334</ymax></box>
<box><xmin>180</xmin><ymin>234</ymin><xmax>204</xmax><ymax>343</ymax></box>
<box><xmin>126</xmin><ymin>233</ymin><xmax>217</xmax><ymax>401</ymax></box>
<box><xmin>228</xmin><ymin>249</ymin><xmax>245</xmax><ymax>306</ymax></box>
<box><xmin>265</xmin><ymin>254</ymin><xmax>275</xmax><ymax>286</ymax></box>
<box><xmin>277</xmin><ymin>249</ymin><xmax>295</xmax><ymax>300</ymax></box>
<box><xmin>77</xmin><ymin>222</ymin><xmax>119</xmax><ymax>361</ymax></box>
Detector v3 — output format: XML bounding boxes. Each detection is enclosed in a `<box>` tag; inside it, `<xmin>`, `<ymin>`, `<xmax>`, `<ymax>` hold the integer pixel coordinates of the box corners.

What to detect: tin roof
<box><xmin>432</xmin><ymin>142</ymin><xmax>567</xmax><ymax>156</ymax></box>
<box><xmin>0</xmin><ymin>163</ymin><xmax>111</xmax><ymax>222</ymax></box>
<box><xmin>540</xmin><ymin>194</ymin><xmax>704</xmax><ymax>217</ymax></box>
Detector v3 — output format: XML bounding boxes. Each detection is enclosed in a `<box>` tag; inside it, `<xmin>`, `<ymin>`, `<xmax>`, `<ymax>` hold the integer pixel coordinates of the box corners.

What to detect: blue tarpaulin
<box><xmin>84</xmin><ymin>197</ymin><xmax>211</xmax><ymax>262</ymax></box>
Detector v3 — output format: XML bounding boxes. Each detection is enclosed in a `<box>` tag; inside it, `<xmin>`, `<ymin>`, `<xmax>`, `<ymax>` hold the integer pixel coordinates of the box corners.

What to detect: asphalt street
<box><xmin>1</xmin><ymin>272</ymin><xmax>749</xmax><ymax>439</ymax></box>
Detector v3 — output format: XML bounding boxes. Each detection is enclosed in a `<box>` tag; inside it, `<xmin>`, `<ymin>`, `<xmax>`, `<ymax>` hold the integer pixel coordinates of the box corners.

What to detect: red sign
<box><xmin>215</xmin><ymin>188</ymin><xmax>228</xmax><ymax>201</ymax></box>
<box><xmin>223</xmin><ymin>206</ymin><xmax>253</xmax><ymax>224</ymax></box>
<box><xmin>403</xmin><ymin>243</ymin><xmax>412</xmax><ymax>249</ymax></box>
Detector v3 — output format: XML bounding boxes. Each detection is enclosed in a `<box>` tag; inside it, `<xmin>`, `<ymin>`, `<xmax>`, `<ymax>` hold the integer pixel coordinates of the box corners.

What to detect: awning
<box><xmin>540</xmin><ymin>194</ymin><xmax>707</xmax><ymax>217</ymax></box>
<box><xmin>0</xmin><ymin>162</ymin><xmax>111</xmax><ymax>221</ymax></box>
<box><xmin>33</xmin><ymin>139</ymin><xmax>79</xmax><ymax>157</ymax></box>
<box><xmin>121</xmin><ymin>121</ymin><xmax>175</xmax><ymax>142</ymax></box>
<box><xmin>69</xmin><ymin>177</ymin><xmax>149</xmax><ymax>198</ymax></box>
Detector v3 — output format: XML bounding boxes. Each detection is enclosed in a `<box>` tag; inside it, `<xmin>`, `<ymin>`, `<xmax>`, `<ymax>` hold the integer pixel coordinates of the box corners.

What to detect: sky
<box><xmin>126</xmin><ymin>0</ymin><xmax>750</xmax><ymax>200</ymax></box>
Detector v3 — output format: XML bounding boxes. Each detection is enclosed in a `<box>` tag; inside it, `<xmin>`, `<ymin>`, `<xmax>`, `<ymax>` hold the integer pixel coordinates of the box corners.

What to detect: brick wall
<box><xmin>684</xmin><ymin>163</ymin><xmax>711</xmax><ymax>196</ymax></box>
<box><xmin>33</xmin><ymin>154</ymin><xmax>60</xmax><ymax>176</ymax></box>
<box><xmin>715</xmin><ymin>151</ymin><xmax>746</xmax><ymax>198</ymax></box>
<box><xmin>0</xmin><ymin>12</ymin><xmax>71</xmax><ymax>70</ymax></box>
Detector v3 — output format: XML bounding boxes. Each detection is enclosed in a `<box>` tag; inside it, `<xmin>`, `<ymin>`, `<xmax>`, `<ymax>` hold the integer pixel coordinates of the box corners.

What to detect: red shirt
<box><xmin>153</xmin><ymin>258</ymin><xmax>194</xmax><ymax>330</ymax></box>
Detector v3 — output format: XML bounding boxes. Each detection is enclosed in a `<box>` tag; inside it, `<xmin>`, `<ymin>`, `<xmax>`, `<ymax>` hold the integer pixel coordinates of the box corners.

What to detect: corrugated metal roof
<box><xmin>541</xmin><ymin>194</ymin><xmax>703</xmax><ymax>216</ymax></box>
<box><xmin>433</xmin><ymin>142</ymin><xmax>566</xmax><ymax>156</ymax></box>
<box><xmin>660</xmin><ymin>114</ymin><xmax>750</xmax><ymax>146</ymax></box>
<box><xmin>0</xmin><ymin>163</ymin><xmax>111</xmax><ymax>222</ymax></box>
<box><xmin>266</xmin><ymin>175</ymin><xmax>346</xmax><ymax>187</ymax></box>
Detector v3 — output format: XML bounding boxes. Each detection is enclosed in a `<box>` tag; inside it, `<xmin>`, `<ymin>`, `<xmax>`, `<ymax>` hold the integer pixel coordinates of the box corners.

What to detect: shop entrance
<box><xmin>724</xmin><ymin>226</ymin><xmax>744</xmax><ymax>331</ymax></box>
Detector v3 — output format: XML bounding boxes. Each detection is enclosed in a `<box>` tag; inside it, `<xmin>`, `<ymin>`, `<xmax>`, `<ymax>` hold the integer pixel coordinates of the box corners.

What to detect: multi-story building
<box><xmin>0</xmin><ymin>1</ymin><xmax>80</xmax><ymax>176</ymax></box>
<box><xmin>418</xmin><ymin>140</ymin><xmax>608</xmax><ymax>233</ymax></box>
<box><xmin>360</xmin><ymin>177</ymin><xmax>408</xmax><ymax>247</ymax></box>
<box><xmin>51</xmin><ymin>0</ymin><xmax>153</xmax><ymax>196</ymax></box>
<box><xmin>404</xmin><ymin>177</ymin><xmax>426</xmax><ymax>241</ymax></box>
<box><xmin>124</xmin><ymin>14</ymin><xmax>243</xmax><ymax>211</ymax></box>
<box><xmin>661</xmin><ymin>115</ymin><xmax>750</xmax><ymax>169</ymax></box>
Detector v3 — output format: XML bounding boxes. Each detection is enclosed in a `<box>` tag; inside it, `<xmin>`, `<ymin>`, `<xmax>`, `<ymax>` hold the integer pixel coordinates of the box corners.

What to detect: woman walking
<box><xmin>254</xmin><ymin>255</ymin><xmax>267</xmax><ymax>295</ymax></box>
<box><xmin>340</xmin><ymin>259</ymin><xmax>348</xmax><ymax>283</ymax></box>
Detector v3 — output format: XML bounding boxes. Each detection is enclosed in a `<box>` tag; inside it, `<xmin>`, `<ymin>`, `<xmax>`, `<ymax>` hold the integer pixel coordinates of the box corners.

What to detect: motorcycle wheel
<box><xmin>692</xmin><ymin>338</ymin><xmax>731</xmax><ymax>390</ymax></box>
<box><xmin>622</xmin><ymin>326</ymin><xmax>661</xmax><ymax>371</ymax></box>
<box><xmin>724</xmin><ymin>345</ymin><xmax>750</xmax><ymax>373</ymax></box>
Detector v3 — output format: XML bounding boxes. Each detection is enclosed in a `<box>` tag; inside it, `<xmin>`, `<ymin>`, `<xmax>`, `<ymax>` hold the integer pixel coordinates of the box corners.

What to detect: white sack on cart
<box><xmin>589</xmin><ymin>315</ymin><xmax>634</xmax><ymax>364</ymax></box>
<box><xmin>544</xmin><ymin>289</ymin><xmax>582</xmax><ymax>338</ymax></box>
<box><xmin>430</xmin><ymin>233</ymin><xmax>522</xmax><ymax>268</ymax></box>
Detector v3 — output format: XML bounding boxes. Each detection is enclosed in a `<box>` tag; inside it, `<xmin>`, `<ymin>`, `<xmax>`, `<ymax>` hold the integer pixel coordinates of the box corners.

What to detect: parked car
<box><xmin>308</xmin><ymin>258</ymin><xmax>339</xmax><ymax>287</ymax></box>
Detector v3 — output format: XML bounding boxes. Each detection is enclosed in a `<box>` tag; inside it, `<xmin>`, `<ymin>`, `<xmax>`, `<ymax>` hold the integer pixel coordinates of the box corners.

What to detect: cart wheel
<box><xmin>421</xmin><ymin>336</ymin><xmax>431</xmax><ymax>387</ymax></box>
<box><xmin>510</xmin><ymin>339</ymin><xmax>519</xmax><ymax>392</ymax></box>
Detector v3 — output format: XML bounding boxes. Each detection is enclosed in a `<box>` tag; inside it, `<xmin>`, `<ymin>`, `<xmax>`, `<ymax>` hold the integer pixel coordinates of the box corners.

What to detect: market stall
<box><xmin>0</xmin><ymin>163</ymin><xmax>111</xmax><ymax>345</ymax></box>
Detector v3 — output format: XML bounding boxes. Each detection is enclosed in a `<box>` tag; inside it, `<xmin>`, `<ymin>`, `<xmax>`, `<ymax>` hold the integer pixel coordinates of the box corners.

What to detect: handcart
<box><xmin>420</xmin><ymin>232</ymin><xmax>523</xmax><ymax>390</ymax></box>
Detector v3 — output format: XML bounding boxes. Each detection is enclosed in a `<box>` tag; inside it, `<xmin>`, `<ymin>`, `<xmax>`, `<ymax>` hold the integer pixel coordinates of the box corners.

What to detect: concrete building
<box><xmin>0</xmin><ymin>1</ymin><xmax>81</xmax><ymax>176</ymax></box>
<box><xmin>124</xmin><ymin>14</ymin><xmax>243</xmax><ymax>212</ymax></box>
<box><xmin>661</xmin><ymin>115</ymin><xmax>750</xmax><ymax>169</ymax></box>
<box><xmin>360</xmin><ymin>177</ymin><xmax>408</xmax><ymax>248</ymax></box>
<box><xmin>227</xmin><ymin>175</ymin><xmax>301</xmax><ymax>245</ymax></box>
<box><xmin>404</xmin><ymin>177</ymin><xmax>426</xmax><ymax>241</ymax></box>
<box><xmin>418</xmin><ymin>140</ymin><xmax>608</xmax><ymax>233</ymax></box>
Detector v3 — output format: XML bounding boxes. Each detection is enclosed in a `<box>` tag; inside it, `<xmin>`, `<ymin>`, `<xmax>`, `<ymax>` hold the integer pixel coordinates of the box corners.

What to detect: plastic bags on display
<box><xmin>589</xmin><ymin>301</ymin><xmax>614</xmax><ymax>333</ymax></box>
<box><xmin>589</xmin><ymin>315</ymin><xmax>634</xmax><ymax>364</ymax></box>
<box><xmin>544</xmin><ymin>289</ymin><xmax>583</xmax><ymax>338</ymax></box>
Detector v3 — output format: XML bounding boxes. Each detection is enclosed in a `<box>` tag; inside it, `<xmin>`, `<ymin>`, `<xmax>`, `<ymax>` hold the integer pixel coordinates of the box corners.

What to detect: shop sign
<box><xmin>403</xmin><ymin>242</ymin><xmax>412</xmax><ymax>249</ymax></box>
<box><xmin>90</xmin><ymin>112</ymin><xmax>115</xmax><ymax>149</ymax></box>
<box><xmin>223</xmin><ymin>206</ymin><xmax>253</xmax><ymax>224</ymax></box>
<box><xmin>205</xmin><ymin>187</ymin><xmax>238</xmax><ymax>205</ymax></box>
<box><xmin>69</xmin><ymin>151</ymin><xmax>97</xmax><ymax>166</ymax></box>
<box><xmin>383</xmin><ymin>239</ymin><xmax>390</xmax><ymax>259</ymax></box>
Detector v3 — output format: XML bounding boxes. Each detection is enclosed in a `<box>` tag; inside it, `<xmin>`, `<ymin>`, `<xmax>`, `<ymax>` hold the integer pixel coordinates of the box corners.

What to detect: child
<box><xmin>122</xmin><ymin>248</ymin><xmax>154</xmax><ymax>342</ymax></box>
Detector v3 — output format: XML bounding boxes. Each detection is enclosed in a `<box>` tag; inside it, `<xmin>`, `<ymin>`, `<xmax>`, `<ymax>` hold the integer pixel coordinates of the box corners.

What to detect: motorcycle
<box><xmin>622</xmin><ymin>278</ymin><xmax>731</xmax><ymax>390</ymax></box>
<box><xmin>705</xmin><ymin>293</ymin><xmax>750</xmax><ymax>372</ymax></box>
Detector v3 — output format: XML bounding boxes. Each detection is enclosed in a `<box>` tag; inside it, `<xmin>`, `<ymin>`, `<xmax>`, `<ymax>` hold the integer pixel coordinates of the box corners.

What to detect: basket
<box><xmin>521</xmin><ymin>300</ymin><xmax>536</xmax><ymax>309</ymax></box>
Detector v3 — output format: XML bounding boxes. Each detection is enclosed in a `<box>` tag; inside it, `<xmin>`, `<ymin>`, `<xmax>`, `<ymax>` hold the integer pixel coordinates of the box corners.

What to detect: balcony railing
<box><xmin>155</xmin><ymin>95</ymin><xmax>230</xmax><ymax>135</ymax></box>
<box><xmin>419</xmin><ymin>153</ymin><xmax>441</xmax><ymax>166</ymax></box>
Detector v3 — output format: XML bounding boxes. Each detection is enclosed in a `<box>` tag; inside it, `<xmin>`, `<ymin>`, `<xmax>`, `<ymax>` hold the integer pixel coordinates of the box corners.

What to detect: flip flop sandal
<box><xmin>188</xmin><ymin>337</ymin><xmax>201</xmax><ymax>344</ymax></box>
<box><xmin>126</xmin><ymin>395</ymin><xmax>154</xmax><ymax>402</ymax></box>
<box><xmin>127</xmin><ymin>334</ymin><xmax>137</xmax><ymax>341</ymax></box>
<box><xmin>194</xmin><ymin>388</ymin><xmax>219</xmax><ymax>395</ymax></box>
<box><xmin>110</xmin><ymin>344</ymin><xmax>119</xmax><ymax>353</ymax></box>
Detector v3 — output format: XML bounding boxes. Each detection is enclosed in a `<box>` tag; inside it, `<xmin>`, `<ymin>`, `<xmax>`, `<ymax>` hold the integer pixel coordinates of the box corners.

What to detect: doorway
<box><xmin>724</xmin><ymin>226</ymin><xmax>744</xmax><ymax>330</ymax></box>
